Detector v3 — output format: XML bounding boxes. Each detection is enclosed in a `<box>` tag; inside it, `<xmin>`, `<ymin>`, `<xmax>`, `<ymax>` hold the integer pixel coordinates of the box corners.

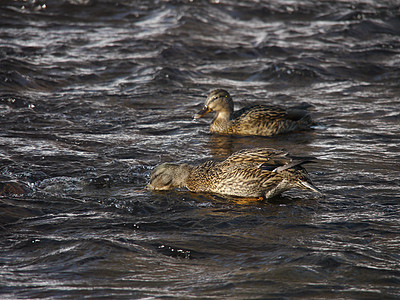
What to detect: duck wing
<box><xmin>213</xmin><ymin>149</ymin><xmax>320</xmax><ymax>198</ymax></box>
<box><xmin>262</xmin><ymin>159</ymin><xmax>314</xmax><ymax>172</ymax></box>
<box><xmin>221</xmin><ymin>147</ymin><xmax>290</xmax><ymax>168</ymax></box>
<box><xmin>233</xmin><ymin>105</ymin><xmax>287</xmax><ymax>123</ymax></box>
<box><xmin>223</xmin><ymin>148</ymin><xmax>317</xmax><ymax>171</ymax></box>
<box><xmin>215</xmin><ymin>164</ymin><xmax>277</xmax><ymax>197</ymax></box>
<box><xmin>232</xmin><ymin>105</ymin><xmax>312</xmax><ymax>136</ymax></box>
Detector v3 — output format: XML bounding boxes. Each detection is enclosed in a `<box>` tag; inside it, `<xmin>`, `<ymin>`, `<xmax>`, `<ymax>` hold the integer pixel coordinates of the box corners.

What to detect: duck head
<box><xmin>148</xmin><ymin>163</ymin><xmax>191</xmax><ymax>191</ymax></box>
<box><xmin>194</xmin><ymin>89</ymin><xmax>234</xmax><ymax>119</ymax></box>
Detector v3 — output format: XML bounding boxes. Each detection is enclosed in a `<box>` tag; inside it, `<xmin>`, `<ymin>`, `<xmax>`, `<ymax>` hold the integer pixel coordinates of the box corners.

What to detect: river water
<box><xmin>1</xmin><ymin>0</ymin><xmax>400</xmax><ymax>298</ymax></box>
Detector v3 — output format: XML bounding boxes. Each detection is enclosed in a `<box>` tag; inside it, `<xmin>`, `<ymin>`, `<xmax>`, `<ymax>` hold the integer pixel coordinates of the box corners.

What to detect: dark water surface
<box><xmin>1</xmin><ymin>0</ymin><xmax>400</xmax><ymax>298</ymax></box>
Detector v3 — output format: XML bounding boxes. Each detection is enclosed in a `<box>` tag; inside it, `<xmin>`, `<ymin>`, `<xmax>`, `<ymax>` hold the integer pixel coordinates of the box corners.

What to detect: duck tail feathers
<box><xmin>272</xmin><ymin>160</ymin><xmax>312</xmax><ymax>172</ymax></box>
<box><xmin>299</xmin><ymin>180</ymin><xmax>323</xmax><ymax>195</ymax></box>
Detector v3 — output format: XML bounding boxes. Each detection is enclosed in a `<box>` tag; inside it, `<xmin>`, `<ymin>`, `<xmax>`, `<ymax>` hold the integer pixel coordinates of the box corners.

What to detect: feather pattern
<box><xmin>148</xmin><ymin>148</ymin><xmax>322</xmax><ymax>199</ymax></box>
<box><xmin>194</xmin><ymin>89</ymin><xmax>315</xmax><ymax>136</ymax></box>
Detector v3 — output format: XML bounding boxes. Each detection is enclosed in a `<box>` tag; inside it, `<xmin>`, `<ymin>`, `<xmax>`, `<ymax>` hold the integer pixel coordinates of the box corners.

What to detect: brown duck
<box><xmin>148</xmin><ymin>148</ymin><xmax>321</xmax><ymax>199</ymax></box>
<box><xmin>194</xmin><ymin>89</ymin><xmax>315</xmax><ymax>136</ymax></box>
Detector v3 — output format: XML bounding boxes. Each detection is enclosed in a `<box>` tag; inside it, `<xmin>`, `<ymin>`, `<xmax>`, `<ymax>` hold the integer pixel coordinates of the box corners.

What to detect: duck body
<box><xmin>148</xmin><ymin>148</ymin><xmax>321</xmax><ymax>199</ymax></box>
<box><xmin>194</xmin><ymin>89</ymin><xmax>314</xmax><ymax>136</ymax></box>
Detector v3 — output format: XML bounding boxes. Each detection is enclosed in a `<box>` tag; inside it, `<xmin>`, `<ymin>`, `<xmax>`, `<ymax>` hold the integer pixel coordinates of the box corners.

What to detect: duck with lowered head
<box><xmin>148</xmin><ymin>147</ymin><xmax>321</xmax><ymax>200</ymax></box>
<box><xmin>194</xmin><ymin>89</ymin><xmax>315</xmax><ymax>136</ymax></box>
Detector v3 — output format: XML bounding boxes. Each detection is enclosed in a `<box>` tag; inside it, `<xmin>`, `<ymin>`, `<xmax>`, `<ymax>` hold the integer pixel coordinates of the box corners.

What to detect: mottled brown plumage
<box><xmin>194</xmin><ymin>89</ymin><xmax>314</xmax><ymax>136</ymax></box>
<box><xmin>148</xmin><ymin>148</ymin><xmax>321</xmax><ymax>199</ymax></box>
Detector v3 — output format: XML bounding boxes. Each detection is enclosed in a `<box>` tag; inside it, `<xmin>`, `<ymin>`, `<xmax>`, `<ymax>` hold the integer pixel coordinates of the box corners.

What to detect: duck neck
<box><xmin>211</xmin><ymin>110</ymin><xmax>232</xmax><ymax>132</ymax></box>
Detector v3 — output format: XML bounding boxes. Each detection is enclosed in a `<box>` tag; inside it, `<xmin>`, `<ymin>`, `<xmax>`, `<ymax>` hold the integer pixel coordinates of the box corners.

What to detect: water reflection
<box><xmin>204</xmin><ymin>130</ymin><xmax>318</xmax><ymax>161</ymax></box>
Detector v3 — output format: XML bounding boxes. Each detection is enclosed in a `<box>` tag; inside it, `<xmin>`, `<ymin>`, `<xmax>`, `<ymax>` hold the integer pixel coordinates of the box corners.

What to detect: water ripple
<box><xmin>1</xmin><ymin>0</ymin><xmax>400</xmax><ymax>299</ymax></box>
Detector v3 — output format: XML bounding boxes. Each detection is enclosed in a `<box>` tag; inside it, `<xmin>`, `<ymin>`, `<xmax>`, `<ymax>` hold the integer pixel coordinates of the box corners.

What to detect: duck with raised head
<box><xmin>194</xmin><ymin>89</ymin><xmax>315</xmax><ymax>136</ymax></box>
<box><xmin>148</xmin><ymin>148</ymin><xmax>321</xmax><ymax>199</ymax></box>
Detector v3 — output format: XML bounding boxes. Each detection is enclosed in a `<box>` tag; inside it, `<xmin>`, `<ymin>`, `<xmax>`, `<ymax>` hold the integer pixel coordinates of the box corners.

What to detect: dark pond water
<box><xmin>1</xmin><ymin>0</ymin><xmax>400</xmax><ymax>298</ymax></box>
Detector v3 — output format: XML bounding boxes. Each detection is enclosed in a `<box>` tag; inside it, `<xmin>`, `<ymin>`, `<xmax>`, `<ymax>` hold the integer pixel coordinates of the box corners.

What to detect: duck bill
<box><xmin>193</xmin><ymin>106</ymin><xmax>211</xmax><ymax>119</ymax></box>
